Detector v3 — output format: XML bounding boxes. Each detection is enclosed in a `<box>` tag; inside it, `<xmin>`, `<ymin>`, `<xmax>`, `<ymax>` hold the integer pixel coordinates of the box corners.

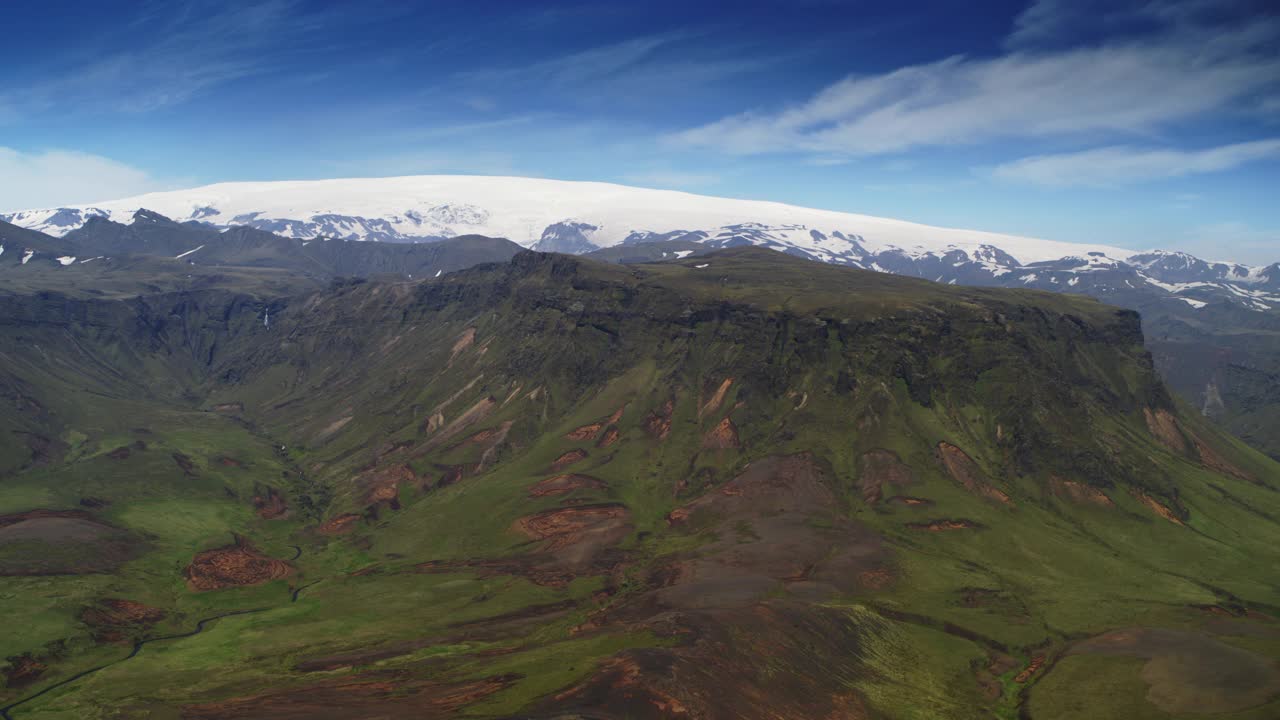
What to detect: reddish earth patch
<box><xmin>550</xmin><ymin>448</ymin><xmax>589</xmax><ymax>472</ymax></box>
<box><xmin>597</xmin><ymin>426</ymin><xmax>621</xmax><ymax>448</ymax></box>
<box><xmin>81</xmin><ymin>598</ymin><xmax>167</xmax><ymax>642</ymax></box>
<box><xmin>359</xmin><ymin>463</ymin><xmax>416</xmax><ymax>507</ymax></box>
<box><xmin>1191</xmin><ymin>434</ymin><xmax>1254</xmax><ymax>482</ymax></box>
<box><xmin>252</xmin><ymin>487</ymin><xmax>288</xmax><ymax>519</ymax></box>
<box><xmin>699</xmin><ymin>378</ymin><xmax>734</xmax><ymax>419</ymax></box>
<box><xmin>3</xmin><ymin>653</ymin><xmax>48</xmax><ymax>688</ymax></box>
<box><xmin>702</xmin><ymin>417</ymin><xmax>740</xmax><ymax>449</ymax></box>
<box><xmin>449</xmin><ymin>327</ymin><xmax>477</xmax><ymax>362</ymax></box>
<box><xmin>212</xmin><ymin>402</ymin><xmax>244</xmax><ymax>413</ymax></box>
<box><xmin>420</xmin><ymin>396</ymin><xmax>497</xmax><ymax>451</ymax></box>
<box><xmin>937</xmin><ymin>442</ymin><xmax>1012</xmax><ymax>505</ymax></box>
<box><xmin>1048</xmin><ymin>477</ymin><xmax>1114</xmax><ymax>507</ymax></box>
<box><xmin>644</xmin><ymin>400</ymin><xmax>674</xmax><ymax>440</ymax></box>
<box><xmin>433</xmin><ymin>463</ymin><xmax>479</xmax><ymax>488</ymax></box>
<box><xmin>566</xmin><ymin>422</ymin><xmax>604</xmax><ymax>441</ymax></box>
<box><xmin>515</xmin><ymin>504</ymin><xmax>632</xmax><ymax>556</ymax></box>
<box><xmin>315</xmin><ymin>513</ymin><xmax>361</xmax><ymax>535</ymax></box>
<box><xmin>216</xmin><ymin>456</ymin><xmax>244</xmax><ymax>468</ymax></box>
<box><xmin>907</xmin><ymin>519</ymin><xmax>981</xmax><ymax>531</ymax></box>
<box><xmin>886</xmin><ymin>495</ymin><xmax>933</xmax><ymax>507</ymax></box>
<box><xmin>858</xmin><ymin>449</ymin><xmax>915</xmax><ymax>503</ymax></box>
<box><xmin>656</xmin><ymin>455</ymin><xmax>891</xmax><ymax>609</ymax></box>
<box><xmin>1129</xmin><ymin>489</ymin><xmax>1185</xmax><ymax>525</ymax></box>
<box><xmin>1014</xmin><ymin>654</ymin><xmax>1045</xmax><ymax>683</ymax></box>
<box><xmin>528</xmin><ymin>474</ymin><xmax>607</xmax><ymax>498</ymax></box>
<box><xmin>1144</xmin><ymin>407</ymin><xmax>1188</xmax><ymax>454</ymax></box>
<box><xmin>542</xmin><ymin>602</ymin><xmax>876</xmax><ymax>720</ymax></box>
<box><xmin>461</xmin><ymin>427</ymin><xmax>504</xmax><ymax>445</ymax></box>
<box><xmin>182</xmin><ymin>673</ymin><xmax>518</xmax><ymax>719</ymax></box>
<box><xmin>184</xmin><ymin>537</ymin><xmax>292</xmax><ymax>591</ymax></box>
<box><xmin>607</xmin><ymin>404</ymin><xmax>626</xmax><ymax>424</ymax></box>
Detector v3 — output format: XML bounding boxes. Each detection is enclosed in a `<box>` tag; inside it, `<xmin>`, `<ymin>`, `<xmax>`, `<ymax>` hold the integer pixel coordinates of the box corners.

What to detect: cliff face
<box><xmin>2</xmin><ymin>248</ymin><xmax>1278</xmax><ymax>719</ymax></box>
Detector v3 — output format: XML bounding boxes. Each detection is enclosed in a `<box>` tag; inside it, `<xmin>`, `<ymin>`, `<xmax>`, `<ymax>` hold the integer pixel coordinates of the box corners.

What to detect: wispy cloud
<box><xmin>453</xmin><ymin>31</ymin><xmax>775</xmax><ymax>104</ymax></box>
<box><xmin>0</xmin><ymin>148</ymin><xmax>171</xmax><ymax>211</ymax></box>
<box><xmin>669</xmin><ymin>5</ymin><xmax>1279</xmax><ymax>158</ymax></box>
<box><xmin>0</xmin><ymin>0</ymin><xmax>371</xmax><ymax>118</ymax></box>
<box><xmin>990</xmin><ymin>139</ymin><xmax>1280</xmax><ymax>187</ymax></box>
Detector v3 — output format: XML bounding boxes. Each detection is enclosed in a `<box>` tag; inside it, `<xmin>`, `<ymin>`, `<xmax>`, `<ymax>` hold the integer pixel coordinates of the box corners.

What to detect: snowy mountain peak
<box><xmin>2</xmin><ymin>174</ymin><xmax>1274</xmax><ymax>311</ymax></box>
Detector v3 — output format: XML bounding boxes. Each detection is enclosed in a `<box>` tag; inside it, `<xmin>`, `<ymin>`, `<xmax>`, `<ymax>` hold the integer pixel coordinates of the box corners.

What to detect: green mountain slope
<box><xmin>1</xmin><ymin>248</ymin><xmax>1278</xmax><ymax>719</ymax></box>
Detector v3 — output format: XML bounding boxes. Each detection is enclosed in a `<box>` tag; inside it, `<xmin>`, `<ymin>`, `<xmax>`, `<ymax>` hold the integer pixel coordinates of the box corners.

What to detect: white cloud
<box><xmin>0</xmin><ymin>148</ymin><xmax>166</xmax><ymax>211</ymax></box>
<box><xmin>990</xmin><ymin>139</ymin><xmax>1280</xmax><ymax>187</ymax></box>
<box><xmin>670</xmin><ymin>12</ymin><xmax>1279</xmax><ymax>157</ymax></box>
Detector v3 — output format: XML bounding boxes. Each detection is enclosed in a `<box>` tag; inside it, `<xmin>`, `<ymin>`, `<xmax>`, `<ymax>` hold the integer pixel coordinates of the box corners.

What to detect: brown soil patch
<box><xmin>358</xmin><ymin>463</ymin><xmax>416</xmax><ymax>507</ymax></box>
<box><xmin>514</xmin><ymin>503</ymin><xmax>633</xmax><ymax>563</ymax></box>
<box><xmin>858</xmin><ymin>449</ymin><xmax>915</xmax><ymax>503</ymax></box>
<box><xmin>3</xmin><ymin>654</ymin><xmax>48</xmax><ymax>688</ymax></box>
<box><xmin>184</xmin><ymin>537</ymin><xmax>292</xmax><ymax>591</ymax></box>
<box><xmin>81</xmin><ymin>598</ymin><xmax>167</xmax><ymax>642</ymax></box>
<box><xmin>597</xmin><ymin>426</ymin><xmax>621</xmax><ymax>448</ymax></box>
<box><xmin>1049</xmin><ymin>477</ymin><xmax>1114</xmax><ymax>507</ymax></box>
<box><xmin>216</xmin><ymin>456</ymin><xmax>244</xmax><ymax>468</ymax></box>
<box><xmin>607</xmin><ymin>405</ymin><xmax>626</xmax><ymax>424</ymax></box>
<box><xmin>699</xmin><ymin>378</ymin><xmax>734</xmax><ymax>419</ymax></box>
<box><xmin>1129</xmin><ymin>489</ymin><xmax>1184</xmax><ymax>525</ymax></box>
<box><xmin>314</xmin><ymin>415</ymin><xmax>353</xmax><ymax>442</ymax></box>
<box><xmin>550</xmin><ymin>448</ymin><xmax>589</xmax><ymax>472</ymax></box>
<box><xmin>421</xmin><ymin>396</ymin><xmax>496</xmax><ymax>451</ymax></box>
<box><xmin>886</xmin><ymin>495</ymin><xmax>933</xmax><ymax>507</ymax></box>
<box><xmin>528</xmin><ymin>474</ymin><xmax>607</xmax><ymax>498</ymax></box>
<box><xmin>644</xmin><ymin>400</ymin><xmax>674</xmax><ymax>440</ymax></box>
<box><xmin>937</xmin><ymin>442</ymin><xmax>1012</xmax><ymax>505</ymax></box>
<box><xmin>566</xmin><ymin>423</ymin><xmax>604</xmax><ymax>441</ymax></box>
<box><xmin>106</xmin><ymin>445</ymin><xmax>133</xmax><ymax>460</ymax></box>
<box><xmin>1191</xmin><ymin>434</ymin><xmax>1254</xmax><ymax>482</ymax></box>
<box><xmin>449</xmin><ymin>327</ymin><xmax>477</xmax><ymax>362</ymax></box>
<box><xmin>702</xmin><ymin>417</ymin><xmax>740</xmax><ymax>449</ymax></box>
<box><xmin>907</xmin><ymin>519</ymin><xmax>981</xmax><ymax>531</ymax></box>
<box><xmin>1144</xmin><ymin>407</ymin><xmax>1188</xmax><ymax>454</ymax></box>
<box><xmin>182</xmin><ymin>673</ymin><xmax>518</xmax><ymax>719</ymax></box>
<box><xmin>0</xmin><ymin>510</ymin><xmax>145</xmax><ymax>575</ymax></box>
<box><xmin>1014</xmin><ymin>654</ymin><xmax>1045</xmax><ymax>683</ymax></box>
<box><xmin>212</xmin><ymin>402</ymin><xmax>244</xmax><ymax>413</ymax></box>
<box><xmin>315</xmin><ymin>513</ymin><xmax>361</xmax><ymax>535</ymax></box>
<box><xmin>1068</xmin><ymin>627</ymin><xmax>1280</xmax><ymax>714</ymax></box>
<box><xmin>252</xmin><ymin>487</ymin><xmax>288</xmax><ymax>519</ymax></box>
<box><xmin>657</xmin><ymin>455</ymin><xmax>891</xmax><ymax>609</ymax></box>
<box><xmin>541</xmin><ymin>602</ymin><xmax>877</xmax><ymax>720</ymax></box>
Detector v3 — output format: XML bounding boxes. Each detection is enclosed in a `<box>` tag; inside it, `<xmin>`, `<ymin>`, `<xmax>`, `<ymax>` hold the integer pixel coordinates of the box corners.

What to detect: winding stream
<box><xmin>1</xmin><ymin>544</ymin><xmax>307</xmax><ymax>719</ymax></box>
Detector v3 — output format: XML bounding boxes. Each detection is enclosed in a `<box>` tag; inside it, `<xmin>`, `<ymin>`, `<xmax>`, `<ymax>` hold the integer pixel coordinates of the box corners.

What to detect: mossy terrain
<box><xmin>1</xmin><ymin>247</ymin><xmax>1277</xmax><ymax>718</ymax></box>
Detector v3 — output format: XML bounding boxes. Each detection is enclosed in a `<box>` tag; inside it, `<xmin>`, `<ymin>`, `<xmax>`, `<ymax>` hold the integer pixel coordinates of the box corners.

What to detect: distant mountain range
<box><xmin>4</xmin><ymin>175</ymin><xmax>1276</xmax><ymax>312</ymax></box>
<box><xmin>3</xmin><ymin>175</ymin><xmax>1278</xmax><ymax>457</ymax></box>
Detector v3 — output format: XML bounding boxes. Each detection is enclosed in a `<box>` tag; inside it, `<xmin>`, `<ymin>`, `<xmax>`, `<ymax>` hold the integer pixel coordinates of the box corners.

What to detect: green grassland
<box><xmin>1</xmin><ymin>248</ymin><xmax>1278</xmax><ymax>718</ymax></box>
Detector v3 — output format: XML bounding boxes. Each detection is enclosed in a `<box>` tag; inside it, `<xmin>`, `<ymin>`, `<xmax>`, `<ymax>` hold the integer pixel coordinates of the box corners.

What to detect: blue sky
<box><xmin>2</xmin><ymin>0</ymin><xmax>1278</xmax><ymax>262</ymax></box>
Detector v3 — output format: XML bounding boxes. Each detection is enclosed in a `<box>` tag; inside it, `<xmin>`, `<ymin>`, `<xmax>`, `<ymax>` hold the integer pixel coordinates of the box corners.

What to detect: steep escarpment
<box><xmin>2</xmin><ymin>248</ymin><xmax>1278</xmax><ymax>719</ymax></box>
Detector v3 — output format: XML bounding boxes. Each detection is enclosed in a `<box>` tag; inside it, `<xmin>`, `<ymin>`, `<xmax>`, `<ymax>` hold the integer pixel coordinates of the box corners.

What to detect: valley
<box><xmin>2</xmin><ymin>245</ymin><xmax>1277</xmax><ymax>718</ymax></box>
